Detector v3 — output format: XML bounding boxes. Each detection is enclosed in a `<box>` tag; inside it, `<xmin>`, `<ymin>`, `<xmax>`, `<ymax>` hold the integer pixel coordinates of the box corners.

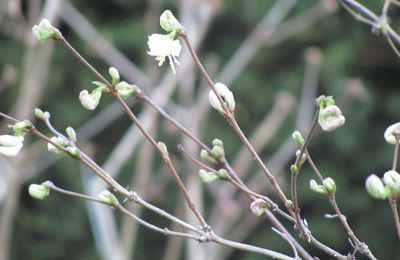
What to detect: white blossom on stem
<box><xmin>147</xmin><ymin>33</ymin><xmax>182</xmax><ymax>74</ymax></box>
<box><xmin>208</xmin><ymin>83</ymin><xmax>235</xmax><ymax>114</ymax></box>
<box><xmin>384</xmin><ymin>122</ymin><xmax>400</xmax><ymax>145</ymax></box>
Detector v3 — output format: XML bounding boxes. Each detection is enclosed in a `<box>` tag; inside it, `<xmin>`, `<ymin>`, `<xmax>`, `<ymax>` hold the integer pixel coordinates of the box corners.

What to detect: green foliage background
<box><xmin>1</xmin><ymin>0</ymin><xmax>400</xmax><ymax>259</ymax></box>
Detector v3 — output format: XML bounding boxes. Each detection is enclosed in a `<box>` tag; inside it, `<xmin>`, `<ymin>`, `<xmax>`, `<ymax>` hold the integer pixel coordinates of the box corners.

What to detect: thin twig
<box><xmin>389</xmin><ymin>197</ymin><xmax>400</xmax><ymax>240</ymax></box>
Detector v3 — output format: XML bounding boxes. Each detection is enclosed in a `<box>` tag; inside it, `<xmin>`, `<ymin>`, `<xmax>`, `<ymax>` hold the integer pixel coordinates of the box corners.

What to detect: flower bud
<box><xmin>198</xmin><ymin>169</ymin><xmax>219</xmax><ymax>183</ymax></box>
<box><xmin>365</xmin><ymin>174</ymin><xmax>388</xmax><ymax>199</ymax></box>
<box><xmin>290</xmin><ymin>164</ymin><xmax>298</xmax><ymax>174</ymax></box>
<box><xmin>309</xmin><ymin>179</ymin><xmax>327</xmax><ymax>194</ymax></box>
<box><xmin>98</xmin><ymin>190</ymin><xmax>119</xmax><ymax>206</ymax></box>
<box><xmin>160</xmin><ymin>10</ymin><xmax>183</xmax><ymax>34</ymax></box>
<box><xmin>250</xmin><ymin>198</ymin><xmax>267</xmax><ymax>217</ymax></box>
<box><xmin>211</xmin><ymin>145</ymin><xmax>224</xmax><ymax>159</ymax></box>
<box><xmin>383</xmin><ymin>170</ymin><xmax>400</xmax><ymax>195</ymax></box>
<box><xmin>66</xmin><ymin>127</ymin><xmax>77</xmax><ymax>142</ymax></box>
<box><xmin>115</xmin><ymin>81</ymin><xmax>141</xmax><ymax>98</ymax></box>
<box><xmin>209</xmin><ymin>83</ymin><xmax>235</xmax><ymax>114</ymax></box>
<box><xmin>200</xmin><ymin>149</ymin><xmax>217</xmax><ymax>164</ymax></box>
<box><xmin>295</xmin><ymin>150</ymin><xmax>306</xmax><ymax>164</ymax></box>
<box><xmin>28</xmin><ymin>183</ymin><xmax>50</xmax><ymax>200</ymax></box>
<box><xmin>0</xmin><ymin>135</ymin><xmax>24</xmax><ymax>157</ymax></box>
<box><xmin>109</xmin><ymin>67</ymin><xmax>120</xmax><ymax>85</ymax></box>
<box><xmin>79</xmin><ymin>88</ymin><xmax>103</xmax><ymax>111</ymax></box>
<box><xmin>32</xmin><ymin>18</ymin><xmax>62</xmax><ymax>42</ymax></box>
<box><xmin>384</xmin><ymin>122</ymin><xmax>400</xmax><ymax>145</ymax></box>
<box><xmin>34</xmin><ymin>108</ymin><xmax>46</xmax><ymax>120</ymax></box>
<box><xmin>47</xmin><ymin>136</ymin><xmax>68</xmax><ymax>154</ymax></box>
<box><xmin>318</xmin><ymin>105</ymin><xmax>345</xmax><ymax>131</ymax></box>
<box><xmin>292</xmin><ymin>131</ymin><xmax>305</xmax><ymax>146</ymax></box>
<box><xmin>157</xmin><ymin>142</ymin><xmax>169</xmax><ymax>155</ymax></box>
<box><xmin>323</xmin><ymin>177</ymin><xmax>336</xmax><ymax>194</ymax></box>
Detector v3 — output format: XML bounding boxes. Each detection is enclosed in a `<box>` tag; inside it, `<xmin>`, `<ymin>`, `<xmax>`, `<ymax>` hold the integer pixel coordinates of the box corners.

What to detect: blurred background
<box><xmin>0</xmin><ymin>0</ymin><xmax>399</xmax><ymax>259</ymax></box>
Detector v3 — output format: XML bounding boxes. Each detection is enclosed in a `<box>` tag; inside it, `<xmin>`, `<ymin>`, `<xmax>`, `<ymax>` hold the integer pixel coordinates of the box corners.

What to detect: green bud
<box><xmin>198</xmin><ymin>169</ymin><xmax>219</xmax><ymax>183</ymax></box>
<box><xmin>292</xmin><ymin>131</ymin><xmax>305</xmax><ymax>146</ymax></box>
<box><xmin>92</xmin><ymin>81</ymin><xmax>107</xmax><ymax>89</ymax></box>
<box><xmin>66</xmin><ymin>127</ymin><xmax>77</xmax><ymax>142</ymax></box>
<box><xmin>290</xmin><ymin>164</ymin><xmax>298</xmax><ymax>174</ymax></box>
<box><xmin>316</xmin><ymin>95</ymin><xmax>335</xmax><ymax>108</ymax></box>
<box><xmin>28</xmin><ymin>183</ymin><xmax>50</xmax><ymax>200</ymax></box>
<box><xmin>159</xmin><ymin>10</ymin><xmax>183</xmax><ymax>34</ymax></box>
<box><xmin>212</xmin><ymin>138</ymin><xmax>224</xmax><ymax>148</ymax></box>
<box><xmin>323</xmin><ymin>177</ymin><xmax>336</xmax><ymax>194</ymax></box>
<box><xmin>217</xmin><ymin>169</ymin><xmax>229</xmax><ymax>180</ymax></box>
<box><xmin>295</xmin><ymin>150</ymin><xmax>306</xmax><ymax>164</ymax></box>
<box><xmin>309</xmin><ymin>179</ymin><xmax>327</xmax><ymax>194</ymax></box>
<box><xmin>285</xmin><ymin>200</ymin><xmax>293</xmax><ymax>210</ymax></box>
<box><xmin>365</xmin><ymin>174</ymin><xmax>388</xmax><ymax>200</ymax></box>
<box><xmin>34</xmin><ymin>108</ymin><xmax>45</xmax><ymax>119</ymax></box>
<box><xmin>32</xmin><ymin>19</ymin><xmax>62</xmax><ymax>42</ymax></box>
<box><xmin>211</xmin><ymin>145</ymin><xmax>224</xmax><ymax>159</ymax></box>
<box><xmin>115</xmin><ymin>81</ymin><xmax>141</xmax><ymax>98</ymax></box>
<box><xmin>109</xmin><ymin>67</ymin><xmax>120</xmax><ymax>85</ymax></box>
<box><xmin>98</xmin><ymin>190</ymin><xmax>119</xmax><ymax>206</ymax></box>
<box><xmin>318</xmin><ymin>105</ymin><xmax>345</xmax><ymax>131</ymax></box>
<box><xmin>10</xmin><ymin>120</ymin><xmax>32</xmax><ymax>137</ymax></box>
<box><xmin>200</xmin><ymin>149</ymin><xmax>217</xmax><ymax>164</ymax></box>
<box><xmin>67</xmin><ymin>146</ymin><xmax>80</xmax><ymax>158</ymax></box>
<box><xmin>47</xmin><ymin>136</ymin><xmax>68</xmax><ymax>154</ymax></box>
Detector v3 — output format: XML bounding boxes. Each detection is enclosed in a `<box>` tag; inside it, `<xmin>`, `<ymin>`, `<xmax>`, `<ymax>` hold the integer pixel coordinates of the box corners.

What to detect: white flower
<box><xmin>147</xmin><ymin>34</ymin><xmax>182</xmax><ymax>74</ymax></box>
<box><xmin>208</xmin><ymin>83</ymin><xmax>235</xmax><ymax>113</ymax></box>
<box><xmin>318</xmin><ymin>105</ymin><xmax>345</xmax><ymax>131</ymax></box>
<box><xmin>384</xmin><ymin>122</ymin><xmax>400</xmax><ymax>145</ymax></box>
<box><xmin>0</xmin><ymin>135</ymin><xmax>24</xmax><ymax>157</ymax></box>
<box><xmin>32</xmin><ymin>18</ymin><xmax>61</xmax><ymax>42</ymax></box>
<box><xmin>79</xmin><ymin>89</ymin><xmax>101</xmax><ymax>110</ymax></box>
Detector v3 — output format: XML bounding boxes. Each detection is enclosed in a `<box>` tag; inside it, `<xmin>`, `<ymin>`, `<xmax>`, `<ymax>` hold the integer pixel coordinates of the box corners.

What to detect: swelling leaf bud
<box><xmin>157</xmin><ymin>142</ymin><xmax>169</xmax><ymax>155</ymax></box>
<box><xmin>208</xmin><ymin>83</ymin><xmax>235</xmax><ymax>114</ymax></box>
<box><xmin>47</xmin><ymin>136</ymin><xmax>68</xmax><ymax>154</ymax></box>
<box><xmin>217</xmin><ymin>169</ymin><xmax>229</xmax><ymax>180</ymax></box>
<box><xmin>98</xmin><ymin>190</ymin><xmax>119</xmax><ymax>206</ymax></box>
<box><xmin>292</xmin><ymin>131</ymin><xmax>305</xmax><ymax>146</ymax></box>
<box><xmin>384</xmin><ymin>122</ymin><xmax>400</xmax><ymax>145</ymax></box>
<box><xmin>28</xmin><ymin>183</ymin><xmax>50</xmax><ymax>200</ymax></box>
<box><xmin>32</xmin><ymin>19</ymin><xmax>62</xmax><ymax>42</ymax></box>
<box><xmin>365</xmin><ymin>174</ymin><xmax>388</xmax><ymax>199</ymax></box>
<box><xmin>10</xmin><ymin>120</ymin><xmax>32</xmax><ymax>137</ymax></box>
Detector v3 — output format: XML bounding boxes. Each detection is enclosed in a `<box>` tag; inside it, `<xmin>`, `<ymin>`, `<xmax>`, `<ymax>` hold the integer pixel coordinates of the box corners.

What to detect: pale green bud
<box><xmin>290</xmin><ymin>164</ymin><xmax>298</xmax><ymax>174</ymax></box>
<box><xmin>67</xmin><ymin>146</ymin><xmax>80</xmax><ymax>158</ymax></box>
<box><xmin>200</xmin><ymin>149</ymin><xmax>217</xmax><ymax>164</ymax></box>
<box><xmin>109</xmin><ymin>67</ymin><xmax>120</xmax><ymax>85</ymax></box>
<box><xmin>296</xmin><ymin>150</ymin><xmax>306</xmax><ymax>164</ymax></box>
<box><xmin>316</xmin><ymin>95</ymin><xmax>335</xmax><ymax>107</ymax></box>
<box><xmin>98</xmin><ymin>190</ymin><xmax>119</xmax><ymax>206</ymax></box>
<box><xmin>211</xmin><ymin>145</ymin><xmax>224</xmax><ymax>159</ymax></box>
<box><xmin>383</xmin><ymin>170</ymin><xmax>400</xmax><ymax>195</ymax></box>
<box><xmin>198</xmin><ymin>169</ymin><xmax>219</xmax><ymax>183</ymax></box>
<box><xmin>323</xmin><ymin>177</ymin><xmax>336</xmax><ymax>194</ymax></box>
<box><xmin>32</xmin><ymin>18</ymin><xmax>62</xmax><ymax>42</ymax></box>
<box><xmin>79</xmin><ymin>86</ymin><xmax>106</xmax><ymax>111</ymax></box>
<box><xmin>217</xmin><ymin>169</ymin><xmax>229</xmax><ymax>180</ymax></box>
<box><xmin>10</xmin><ymin>120</ymin><xmax>31</xmax><ymax>137</ymax></box>
<box><xmin>28</xmin><ymin>183</ymin><xmax>50</xmax><ymax>200</ymax></box>
<box><xmin>365</xmin><ymin>174</ymin><xmax>389</xmax><ymax>199</ymax></box>
<box><xmin>309</xmin><ymin>179</ymin><xmax>327</xmax><ymax>194</ymax></box>
<box><xmin>34</xmin><ymin>108</ymin><xmax>45</xmax><ymax>120</ymax></box>
<box><xmin>250</xmin><ymin>198</ymin><xmax>268</xmax><ymax>217</ymax></box>
<box><xmin>292</xmin><ymin>131</ymin><xmax>305</xmax><ymax>146</ymax></box>
<box><xmin>47</xmin><ymin>136</ymin><xmax>67</xmax><ymax>154</ymax></box>
<box><xmin>66</xmin><ymin>127</ymin><xmax>77</xmax><ymax>142</ymax></box>
<box><xmin>212</xmin><ymin>138</ymin><xmax>224</xmax><ymax>148</ymax></box>
<box><xmin>160</xmin><ymin>10</ymin><xmax>183</xmax><ymax>34</ymax></box>
<box><xmin>115</xmin><ymin>81</ymin><xmax>141</xmax><ymax>98</ymax></box>
<box><xmin>384</xmin><ymin>122</ymin><xmax>400</xmax><ymax>145</ymax></box>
